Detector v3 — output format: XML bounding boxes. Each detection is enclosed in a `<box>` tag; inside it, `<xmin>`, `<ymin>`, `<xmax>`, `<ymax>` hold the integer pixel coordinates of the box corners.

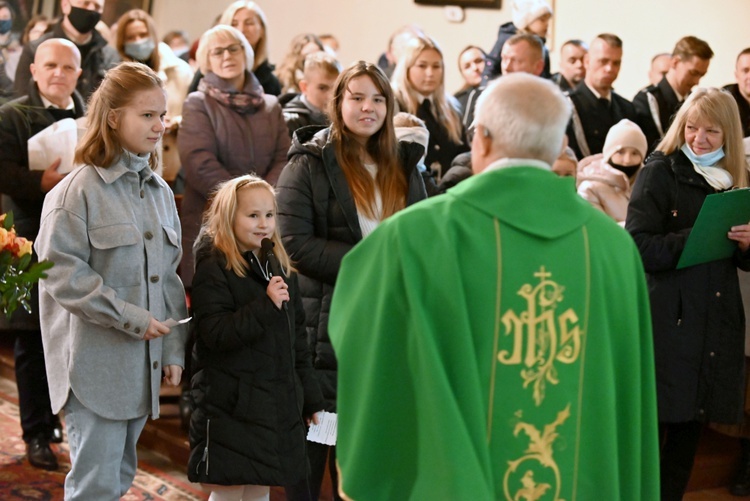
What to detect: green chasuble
<box><xmin>329</xmin><ymin>165</ymin><xmax>659</xmax><ymax>500</ymax></box>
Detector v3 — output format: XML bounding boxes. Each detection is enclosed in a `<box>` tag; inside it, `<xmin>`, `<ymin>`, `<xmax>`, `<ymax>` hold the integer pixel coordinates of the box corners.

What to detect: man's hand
<box><xmin>40</xmin><ymin>158</ymin><xmax>65</xmax><ymax>193</ymax></box>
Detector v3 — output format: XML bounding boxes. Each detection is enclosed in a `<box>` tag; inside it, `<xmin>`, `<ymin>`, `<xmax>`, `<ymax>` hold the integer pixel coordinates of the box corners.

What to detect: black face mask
<box><xmin>67</xmin><ymin>6</ymin><xmax>101</xmax><ymax>35</ymax></box>
<box><xmin>609</xmin><ymin>161</ymin><xmax>639</xmax><ymax>179</ymax></box>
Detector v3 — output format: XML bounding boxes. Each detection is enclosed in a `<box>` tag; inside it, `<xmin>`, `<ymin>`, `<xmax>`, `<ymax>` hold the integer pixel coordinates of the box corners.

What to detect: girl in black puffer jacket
<box><xmin>188</xmin><ymin>174</ymin><xmax>323</xmax><ymax>500</ymax></box>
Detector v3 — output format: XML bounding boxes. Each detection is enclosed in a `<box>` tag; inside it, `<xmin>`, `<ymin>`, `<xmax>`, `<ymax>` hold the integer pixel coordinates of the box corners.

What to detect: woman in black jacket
<box><xmin>626</xmin><ymin>87</ymin><xmax>750</xmax><ymax>501</ymax></box>
<box><xmin>188</xmin><ymin>175</ymin><xmax>323</xmax><ymax>499</ymax></box>
<box><xmin>276</xmin><ymin>61</ymin><xmax>427</xmax><ymax>501</ymax></box>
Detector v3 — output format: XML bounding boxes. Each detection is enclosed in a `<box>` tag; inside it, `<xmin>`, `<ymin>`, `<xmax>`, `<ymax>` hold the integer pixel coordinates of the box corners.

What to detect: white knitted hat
<box><xmin>602</xmin><ymin>119</ymin><xmax>648</xmax><ymax>163</ymax></box>
<box><xmin>512</xmin><ymin>0</ymin><xmax>553</xmax><ymax>30</ymax></box>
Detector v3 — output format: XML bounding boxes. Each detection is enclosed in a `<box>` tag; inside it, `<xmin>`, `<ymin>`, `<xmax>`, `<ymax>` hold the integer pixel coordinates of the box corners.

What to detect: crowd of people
<box><xmin>1</xmin><ymin>0</ymin><xmax>750</xmax><ymax>499</ymax></box>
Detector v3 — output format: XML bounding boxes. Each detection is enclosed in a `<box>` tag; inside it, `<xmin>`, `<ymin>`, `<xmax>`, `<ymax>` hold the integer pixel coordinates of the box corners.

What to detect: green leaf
<box><xmin>3</xmin><ymin>211</ymin><xmax>13</xmax><ymax>230</ymax></box>
<box><xmin>17</xmin><ymin>252</ymin><xmax>31</xmax><ymax>271</ymax></box>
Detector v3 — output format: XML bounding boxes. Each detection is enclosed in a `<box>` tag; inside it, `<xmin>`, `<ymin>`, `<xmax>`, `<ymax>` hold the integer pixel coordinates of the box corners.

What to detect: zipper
<box><xmin>196</xmin><ymin>418</ymin><xmax>210</xmax><ymax>475</ymax></box>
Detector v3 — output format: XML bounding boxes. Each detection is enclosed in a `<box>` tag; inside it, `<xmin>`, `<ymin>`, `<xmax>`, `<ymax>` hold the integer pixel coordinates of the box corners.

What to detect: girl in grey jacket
<box><xmin>35</xmin><ymin>62</ymin><xmax>188</xmax><ymax>500</ymax></box>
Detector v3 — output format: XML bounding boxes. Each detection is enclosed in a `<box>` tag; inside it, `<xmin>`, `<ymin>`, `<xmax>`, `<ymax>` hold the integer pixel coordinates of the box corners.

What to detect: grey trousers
<box><xmin>63</xmin><ymin>392</ymin><xmax>148</xmax><ymax>500</ymax></box>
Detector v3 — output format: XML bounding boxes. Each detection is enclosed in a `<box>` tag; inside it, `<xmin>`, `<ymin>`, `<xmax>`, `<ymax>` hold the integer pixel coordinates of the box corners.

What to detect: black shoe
<box><xmin>731</xmin><ymin>438</ymin><xmax>750</xmax><ymax>497</ymax></box>
<box><xmin>50</xmin><ymin>420</ymin><xmax>63</xmax><ymax>444</ymax></box>
<box><xmin>26</xmin><ymin>436</ymin><xmax>58</xmax><ymax>471</ymax></box>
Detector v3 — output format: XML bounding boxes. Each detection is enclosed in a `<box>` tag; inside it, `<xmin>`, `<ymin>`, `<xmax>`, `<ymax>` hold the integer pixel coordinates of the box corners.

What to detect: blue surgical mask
<box><xmin>0</xmin><ymin>19</ymin><xmax>12</xmax><ymax>35</ymax></box>
<box><xmin>124</xmin><ymin>38</ymin><xmax>155</xmax><ymax>62</ymax></box>
<box><xmin>680</xmin><ymin>143</ymin><xmax>725</xmax><ymax>167</ymax></box>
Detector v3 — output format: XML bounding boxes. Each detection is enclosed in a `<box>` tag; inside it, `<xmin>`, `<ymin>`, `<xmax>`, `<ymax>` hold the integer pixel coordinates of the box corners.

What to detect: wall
<box><xmin>151</xmin><ymin>0</ymin><xmax>749</xmax><ymax>100</ymax></box>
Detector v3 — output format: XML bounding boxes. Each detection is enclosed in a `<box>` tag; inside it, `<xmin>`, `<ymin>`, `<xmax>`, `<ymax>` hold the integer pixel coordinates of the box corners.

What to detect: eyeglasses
<box><xmin>209</xmin><ymin>44</ymin><xmax>243</xmax><ymax>58</ymax></box>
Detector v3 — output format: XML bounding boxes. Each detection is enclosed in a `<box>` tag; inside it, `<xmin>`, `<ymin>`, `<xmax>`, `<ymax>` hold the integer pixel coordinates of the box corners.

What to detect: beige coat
<box><xmin>576</xmin><ymin>153</ymin><xmax>638</xmax><ymax>223</ymax></box>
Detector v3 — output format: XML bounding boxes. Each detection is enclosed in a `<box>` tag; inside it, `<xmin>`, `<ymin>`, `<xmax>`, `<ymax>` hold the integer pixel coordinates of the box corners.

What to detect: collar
<box><xmin>416</xmin><ymin>93</ymin><xmax>433</xmax><ymax>105</ymax></box>
<box><xmin>663</xmin><ymin>75</ymin><xmax>685</xmax><ymax>102</ymax></box>
<box><xmin>93</xmin><ymin>151</ymin><xmax>159</xmax><ymax>186</ymax></box>
<box><xmin>585</xmin><ymin>82</ymin><xmax>610</xmax><ymax>101</ymax></box>
<box><xmin>40</xmin><ymin>94</ymin><xmax>75</xmax><ymax>110</ymax></box>
<box><xmin>300</xmin><ymin>94</ymin><xmax>323</xmax><ymax>114</ymax></box>
<box><xmin>483</xmin><ymin>157</ymin><xmax>552</xmax><ymax>173</ymax></box>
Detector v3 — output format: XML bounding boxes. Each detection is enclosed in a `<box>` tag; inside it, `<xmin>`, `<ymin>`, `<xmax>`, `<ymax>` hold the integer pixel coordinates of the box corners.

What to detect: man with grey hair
<box><xmin>327</xmin><ymin>73</ymin><xmax>660</xmax><ymax>500</ymax></box>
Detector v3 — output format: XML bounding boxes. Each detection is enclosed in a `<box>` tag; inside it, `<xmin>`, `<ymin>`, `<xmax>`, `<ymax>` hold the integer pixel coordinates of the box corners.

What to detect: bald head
<box><xmin>31</xmin><ymin>38</ymin><xmax>82</xmax><ymax>108</ymax></box>
<box><xmin>472</xmin><ymin>73</ymin><xmax>570</xmax><ymax>172</ymax></box>
<box><xmin>35</xmin><ymin>38</ymin><xmax>81</xmax><ymax>66</ymax></box>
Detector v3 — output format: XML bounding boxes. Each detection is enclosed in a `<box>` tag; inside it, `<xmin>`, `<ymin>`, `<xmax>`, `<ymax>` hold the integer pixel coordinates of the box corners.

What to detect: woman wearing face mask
<box><xmin>626</xmin><ymin>88</ymin><xmax>750</xmax><ymax>501</ymax></box>
<box><xmin>576</xmin><ymin>119</ymin><xmax>647</xmax><ymax>224</ymax></box>
<box><xmin>115</xmin><ymin>9</ymin><xmax>193</xmax><ymax>129</ymax></box>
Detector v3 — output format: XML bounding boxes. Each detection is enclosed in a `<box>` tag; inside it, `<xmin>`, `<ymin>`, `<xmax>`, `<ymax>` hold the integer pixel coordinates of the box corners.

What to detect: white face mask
<box><xmin>680</xmin><ymin>143</ymin><xmax>725</xmax><ymax>167</ymax></box>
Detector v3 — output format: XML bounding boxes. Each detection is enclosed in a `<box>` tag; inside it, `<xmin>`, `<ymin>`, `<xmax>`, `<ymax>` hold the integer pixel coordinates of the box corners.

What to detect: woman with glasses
<box><xmin>178</xmin><ymin>25</ymin><xmax>290</xmax><ymax>288</ymax></box>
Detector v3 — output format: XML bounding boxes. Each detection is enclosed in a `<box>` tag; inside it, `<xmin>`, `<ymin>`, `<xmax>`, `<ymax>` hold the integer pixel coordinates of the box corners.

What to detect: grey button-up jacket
<box><xmin>35</xmin><ymin>154</ymin><xmax>188</xmax><ymax>420</ymax></box>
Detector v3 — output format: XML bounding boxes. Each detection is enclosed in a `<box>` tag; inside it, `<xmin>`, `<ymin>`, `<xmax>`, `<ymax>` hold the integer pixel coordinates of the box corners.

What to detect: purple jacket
<box><xmin>178</xmin><ymin>71</ymin><xmax>290</xmax><ymax>286</ymax></box>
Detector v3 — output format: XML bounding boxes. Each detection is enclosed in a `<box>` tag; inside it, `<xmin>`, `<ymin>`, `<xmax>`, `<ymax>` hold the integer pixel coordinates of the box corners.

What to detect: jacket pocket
<box><xmin>88</xmin><ymin>224</ymin><xmax>142</xmax><ymax>287</ymax></box>
<box><xmin>196</xmin><ymin>417</ymin><xmax>210</xmax><ymax>475</ymax></box>
<box><xmin>162</xmin><ymin>224</ymin><xmax>180</xmax><ymax>248</ymax></box>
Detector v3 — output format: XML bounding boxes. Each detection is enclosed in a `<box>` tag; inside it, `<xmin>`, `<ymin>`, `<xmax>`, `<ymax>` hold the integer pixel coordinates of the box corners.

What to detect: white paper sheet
<box><xmin>306</xmin><ymin>411</ymin><xmax>337</xmax><ymax>446</ymax></box>
<box><xmin>27</xmin><ymin>117</ymin><xmax>87</xmax><ymax>174</ymax></box>
<box><xmin>162</xmin><ymin>317</ymin><xmax>192</xmax><ymax>328</ymax></box>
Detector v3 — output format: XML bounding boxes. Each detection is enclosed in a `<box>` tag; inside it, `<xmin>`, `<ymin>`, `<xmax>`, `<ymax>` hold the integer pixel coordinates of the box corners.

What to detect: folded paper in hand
<box><xmin>307</xmin><ymin>411</ymin><xmax>337</xmax><ymax>446</ymax></box>
<box><xmin>163</xmin><ymin>317</ymin><xmax>192</xmax><ymax>328</ymax></box>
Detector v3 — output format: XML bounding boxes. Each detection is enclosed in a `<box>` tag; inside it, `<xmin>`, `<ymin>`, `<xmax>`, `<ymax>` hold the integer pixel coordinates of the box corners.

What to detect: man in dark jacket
<box><xmin>565</xmin><ymin>33</ymin><xmax>639</xmax><ymax>160</ymax></box>
<box><xmin>633</xmin><ymin>36</ymin><xmax>713</xmax><ymax>151</ymax></box>
<box><xmin>725</xmin><ymin>47</ymin><xmax>750</xmax><ymax>138</ymax></box>
<box><xmin>13</xmin><ymin>0</ymin><xmax>118</xmax><ymax>101</ymax></box>
<box><xmin>0</xmin><ymin>38</ymin><xmax>85</xmax><ymax>471</ymax></box>
<box><xmin>550</xmin><ymin>39</ymin><xmax>587</xmax><ymax>93</ymax></box>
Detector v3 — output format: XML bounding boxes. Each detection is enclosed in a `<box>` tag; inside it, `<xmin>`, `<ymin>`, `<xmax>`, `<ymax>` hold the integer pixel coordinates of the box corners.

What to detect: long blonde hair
<box><xmin>218</xmin><ymin>1</ymin><xmax>268</xmax><ymax>70</ymax></box>
<box><xmin>391</xmin><ymin>35</ymin><xmax>463</xmax><ymax>144</ymax></box>
<box><xmin>76</xmin><ymin>62</ymin><xmax>163</xmax><ymax>171</ymax></box>
<box><xmin>657</xmin><ymin>87</ymin><xmax>748</xmax><ymax>188</ymax></box>
<box><xmin>202</xmin><ymin>175</ymin><xmax>293</xmax><ymax>277</ymax></box>
<box><xmin>329</xmin><ymin>61</ymin><xmax>407</xmax><ymax>220</ymax></box>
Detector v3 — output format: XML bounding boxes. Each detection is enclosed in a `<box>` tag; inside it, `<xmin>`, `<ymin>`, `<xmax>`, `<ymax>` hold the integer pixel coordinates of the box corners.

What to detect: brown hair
<box><xmin>202</xmin><ymin>175</ymin><xmax>293</xmax><ymax>277</ymax></box>
<box><xmin>505</xmin><ymin>33</ymin><xmax>544</xmax><ymax>61</ymax></box>
<box><xmin>115</xmin><ymin>9</ymin><xmax>161</xmax><ymax>71</ymax></box>
<box><xmin>75</xmin><ymin>62</ymin><xmax>164</xmax><ymax>171</ymax></box>
<box><xmin>21</xmin><ymin>14</ymin><xmax>49</xmax><ymax>44</ymax></box>
<box><xmin>657</xmin><ymin>87</ymin><xmax>748</xmax><ymax>188</ymax></box>
<box><xmin>672</xmin><ymin>36</ymin><xmax>713</xmax><ymax>61</ymax></box>
<box><xmin>329</xmin><ymin>61</ymin><xmax>407</xmax><ymax>220</ymax></box>
<box><xmin>595</xmin><ymin>33</ymin><xmax>623</xmax><ymax>49</ymax></box>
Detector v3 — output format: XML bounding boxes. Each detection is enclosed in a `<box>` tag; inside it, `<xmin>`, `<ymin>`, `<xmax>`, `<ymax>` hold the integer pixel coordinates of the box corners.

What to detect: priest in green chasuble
<box><xmin>329</xmin><ymin>73</ymin><xmax>660</xmax><ymax>501</ymax></box>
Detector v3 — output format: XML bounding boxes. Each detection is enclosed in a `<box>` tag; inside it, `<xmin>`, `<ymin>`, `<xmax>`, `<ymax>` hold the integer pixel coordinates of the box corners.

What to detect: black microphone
<box><xmin>260</xmin><ymin>238</ymin><xmax>287</xmax><ymax>311</ymax></box>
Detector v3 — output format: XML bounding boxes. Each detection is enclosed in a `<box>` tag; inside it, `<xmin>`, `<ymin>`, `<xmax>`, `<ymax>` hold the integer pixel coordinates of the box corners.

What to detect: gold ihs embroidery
<box><xmin>497</xmin><ymin>267</ymin><xmax>582</xmax><ymax>405</ymax></box>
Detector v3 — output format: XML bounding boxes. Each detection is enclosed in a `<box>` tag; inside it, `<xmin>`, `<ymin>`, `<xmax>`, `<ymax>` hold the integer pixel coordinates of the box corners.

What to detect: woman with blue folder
<box><xmin>626</xmin><ymin>87</ymin><xmax>750</xmax><ymax>501</ymax></box>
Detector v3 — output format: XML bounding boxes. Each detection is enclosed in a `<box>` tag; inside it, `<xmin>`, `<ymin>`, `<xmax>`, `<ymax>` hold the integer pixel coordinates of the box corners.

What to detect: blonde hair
<box><xmin>657</xmin><ymin>87</ymin><xmax>748</xmax><ymax>188</ymax></box>
<box><xmin>276</xmin><ymin>33</ymin><xmax>325</xmax><ymax>93</ymax></box>
<box><xmin>303</xmin><ymin>51</ymin><xmax>341</xmax><ymax>79</ymax></box>
<box><xmin>202</xmin><ymin>175</ymin><xmax>293</xmax><ymax>277</ymax></box>
<box><xmin>391</xmin><ymin>35</ymin><xmax>463</xmax><ymax>144</ymax></box>
<box><xmin>196</xmin><ymin>25</ymin><xmax>254</xmax><ymax>76</ymax></box>
<box><xmin>76</xmin><ymin>62</ymin><xmax>164</xmax><ymax>171</ymax></box>
<box><xmin>329</xmin><ymin>61</ymin><xmax>407</xmax><ymax>220</ymax></box>
<box><xmin>115</xmin><ymin>9</ymin><xmax>160</xmax><ymax>71</ymax></box>
<box><xmin>218</xmin><ymin>1</ymin><xmax>268</xmax><ymax>70</ymax></box>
